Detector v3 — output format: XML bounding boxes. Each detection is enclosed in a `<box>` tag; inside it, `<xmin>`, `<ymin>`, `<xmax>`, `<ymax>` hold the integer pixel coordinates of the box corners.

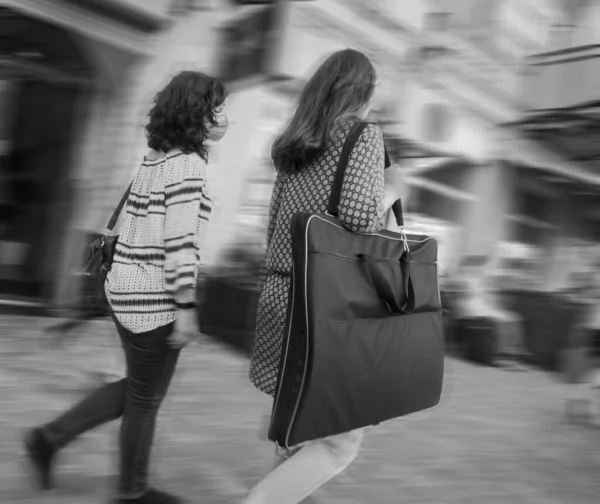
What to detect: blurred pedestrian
<box><xmin>452</xmin><ymin>257</ymin><xmax>530</xmax><ymax>370</ymax></box>
<box><xmin>24</xmin><ymin>71</ymin><xmax>229</xmax><ymax>504</ymax></box>
<box><xmin>243</xmin><ymin>49</ymin><xmax>401</xmax><ymax>504</ymax></box>
<box><xmin>485</xmin><ymin>269</ymin><xmax>532</xmax><ymax>369</ymax></box>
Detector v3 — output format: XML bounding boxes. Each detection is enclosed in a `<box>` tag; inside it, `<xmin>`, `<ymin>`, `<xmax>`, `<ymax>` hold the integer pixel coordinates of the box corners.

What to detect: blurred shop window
<box><xmin>229</xmin><ymin>0</ymin><xmax>312</xmax><ymax>5</ymax></box>
<box><xmin>217</xmin><ymin>2</ymin><xmax>280</xmax><ymax>85</ymax></box>
<box><xmin>0</xmin><ymin>80</ymin><xmax>16</xmax><ymax>154</ymax></box>
<box><xmin>0</xmin><ymin>80</ymin><xmax>18</xmax><ymax>233</ymax></box>
<box><xmin>546</xmin><ymin>24</ymin><xmax>573</xmax><ymax>52</ymax></box>
<box><xmin>230</xmin><ymin>0</ymin><xmax>276</xmax><ymax>4</ymax></box>
<box><xmin>171</xmin><ymin>0</ymin><xmax>213</xmax><ymax>11</ymax></box>
<box><xmin>424</xmin><ymin>0</ymin><xmax>451</xmax><ymax>31</ymax></box>
<box><xmin>519</xmin><ymin>189</ymin><xmax>549</xmax><ymax>224</ymax></box>
<box><xmin>513</xmin><ymin>218</ymin><xmax>544</xmax><ymax>247</ymax></box>
<box><xmin>511</xmin><ymin>189</ymin><xmax>552</xmax><ymax>247</ymax></box>
<box><xmin>420</xmin><ymin>103</ymin><xmax>453</xmax><ymax>143</ymax></box>
<box><xmin>424</xmin><ymin>11</ymin><xmax>451</xmax><ymax>31</ymax></box>
<box><xmin>469</xmin><ymin>0</ymin><xmax>494</xmax><ymax>27</ymax></box>
<box><xmin>468</xmin><ymin>0</ymin><xmax>496</xmax><ymax>41</ymax></box>
<box><xmin>408</xmin><ymin>186</ymin><xmax>463</xmax><ymax>224</ymax></box>
<box><xmin>592</xmin><ymin>218</ymin><xmax>600</xmax><ymax>242</ymax></box>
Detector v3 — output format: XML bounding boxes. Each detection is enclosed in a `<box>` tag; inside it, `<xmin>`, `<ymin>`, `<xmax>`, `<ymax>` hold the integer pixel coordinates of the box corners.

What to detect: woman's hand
<box><xmin>384</xmin><ymin>164</ymin><xmax>407</xmax><ymax>208</ymax></box>
<box><xmin>168</xmin><ymin>308</ymin><xmax>199</xmax><ymax>349</ymax></box>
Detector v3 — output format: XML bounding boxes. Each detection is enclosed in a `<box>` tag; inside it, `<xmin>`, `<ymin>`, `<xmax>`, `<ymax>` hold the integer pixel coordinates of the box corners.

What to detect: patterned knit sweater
<box><xmin>105</xmin><ymin>151</ymin><xmax>212</xmax><ymax>333</ymax></box>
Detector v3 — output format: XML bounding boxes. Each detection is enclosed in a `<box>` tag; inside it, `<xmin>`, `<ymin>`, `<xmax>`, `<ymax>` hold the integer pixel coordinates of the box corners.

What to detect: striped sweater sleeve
<box><xmin>164</xmin><ymin>155</ymin><xmax>206</xmax><ymax>301</ymax></box>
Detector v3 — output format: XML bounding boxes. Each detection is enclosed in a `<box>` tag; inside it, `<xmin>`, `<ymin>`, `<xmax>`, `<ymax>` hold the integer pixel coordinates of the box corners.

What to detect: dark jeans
<box><xmin>41</xmin><ymin>316</ymin><xmax>180</xmax><ymax>498</ymax></box>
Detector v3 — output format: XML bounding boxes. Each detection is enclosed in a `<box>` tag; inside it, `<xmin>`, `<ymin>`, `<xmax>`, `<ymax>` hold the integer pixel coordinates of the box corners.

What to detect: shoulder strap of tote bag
<box><xmin>327</xmin><ymin>122</ymin><xmax>404</xmax><ymax>227</ymax></box>
<box><xmin>327</xmin><ymin>121</ymin><xmax>370</xmax><ymax>217</ymax></box>
<box><xmin>105</xmin><ymin>180</ymin><xmax>133</xmax><ymax>233</ymax></box>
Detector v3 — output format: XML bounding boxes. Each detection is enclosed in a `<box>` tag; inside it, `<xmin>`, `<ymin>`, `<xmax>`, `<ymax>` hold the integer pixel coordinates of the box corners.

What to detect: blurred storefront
<box><xmin>312</xmin><ymin>1</ymin><xmax>535</xmax><ymax>277</ymax></box>
<box><xmin>381</xmin><ymin>0</ymin><xmax>600</xmax><ymax>290</ymax></box>
<box><xmin>0</xmin><ymin>0</ymin><xmax>164</xmax><ymax>308</ymax></box>
<box><xmin>501</xmin><ymin>0</ymin><xmax>600</xmax><ymax>290</ymax></box>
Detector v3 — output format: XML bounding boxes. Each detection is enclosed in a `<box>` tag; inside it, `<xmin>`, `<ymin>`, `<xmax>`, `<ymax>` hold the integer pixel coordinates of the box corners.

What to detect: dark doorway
<box><xmin>0</xmin><ymin>8</ymin><xmax>92</xmax><ymax>299</ymax></box>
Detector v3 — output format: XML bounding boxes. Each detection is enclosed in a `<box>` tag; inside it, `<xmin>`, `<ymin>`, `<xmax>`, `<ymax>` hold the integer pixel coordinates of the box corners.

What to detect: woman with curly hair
<box><xmin>23</xmin><ymin>71</ymin><xmax>228</xmax><ymax>504</ymax></box>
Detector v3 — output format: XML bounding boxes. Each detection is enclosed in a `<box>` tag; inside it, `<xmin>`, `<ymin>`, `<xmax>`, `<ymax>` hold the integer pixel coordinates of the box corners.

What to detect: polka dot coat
<box><xmin>249</xmin><ymin>120</ymin><xmax>386</xmax><ymax>396</ymax></box>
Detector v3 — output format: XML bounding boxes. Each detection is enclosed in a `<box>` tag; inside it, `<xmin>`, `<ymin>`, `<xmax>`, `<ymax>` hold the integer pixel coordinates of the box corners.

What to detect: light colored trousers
<box><xmin>241</xmin><ymin>428</ymin><xmax>364</xmax><ymax>504</ymax></box>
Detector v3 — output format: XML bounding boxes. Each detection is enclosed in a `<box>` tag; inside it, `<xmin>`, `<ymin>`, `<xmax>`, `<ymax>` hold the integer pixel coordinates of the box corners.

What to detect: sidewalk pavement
<box><xmin>0</xmin><ymin>316</ymin><xmax>599</xmax><ymax>504</ymax></box>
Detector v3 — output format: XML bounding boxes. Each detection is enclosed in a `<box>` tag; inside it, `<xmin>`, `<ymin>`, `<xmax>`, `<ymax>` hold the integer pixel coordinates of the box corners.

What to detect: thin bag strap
<box><xmin>106</xmin><ymin>181</ymin><xmax>133</xmax><ymax>233</ymax></box>
<box><xmin>327</xmin><ymin>121</ymin><xmax>370</xmax><ymax>217</ymax></box>
<box><xmin>383</xmin><ymin>143</ymin><xmax>405</xmax><ymax>227</ymax></box>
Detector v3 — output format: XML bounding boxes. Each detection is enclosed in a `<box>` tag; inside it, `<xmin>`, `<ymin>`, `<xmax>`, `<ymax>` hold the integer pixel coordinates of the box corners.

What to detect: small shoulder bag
<box><xmin>82</xmin><ymin>181</ymin><xmax>133</xmax><ymax>307</ymax></box>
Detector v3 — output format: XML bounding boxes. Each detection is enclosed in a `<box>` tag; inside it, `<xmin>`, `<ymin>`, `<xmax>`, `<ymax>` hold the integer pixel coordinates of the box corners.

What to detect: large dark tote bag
<box><xmin>268</xmin><ymin>122</ymin><xmax>445</xmax><ymax>449</ymax></box>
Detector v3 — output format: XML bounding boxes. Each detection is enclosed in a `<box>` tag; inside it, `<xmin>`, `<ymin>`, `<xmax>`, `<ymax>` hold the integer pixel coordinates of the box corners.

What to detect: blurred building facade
<box><xmin>510</xmin><ymin>0</ymin><xmax>600</xmax><ymax>289</ymax></box>
<box><xmin>1</xmin><ymin>0</ymin><xmax>600</xmax><ymax>311</ymax></box>
<box><xmin>389</xmin><ymin>0</ymin><xmax>561</xmax><ymax>277</ymax></box>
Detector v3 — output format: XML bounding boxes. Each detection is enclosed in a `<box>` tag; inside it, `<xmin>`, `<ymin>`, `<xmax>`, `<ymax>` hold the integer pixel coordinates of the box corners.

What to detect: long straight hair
<box><xmin>272</xmin><ymin>49</ymin><xmax>376</xmax><ymax>174</ymax></box>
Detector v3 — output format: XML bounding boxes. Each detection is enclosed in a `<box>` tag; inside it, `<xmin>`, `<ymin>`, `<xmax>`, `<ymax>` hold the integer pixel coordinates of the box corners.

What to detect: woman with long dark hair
<box><xmin>243</xmin><ymin>49</ymin><xmax>399</xmax><ymax>504</ymax></box>
<box><xmin>24</xmin><ymin>71</ymin><xmax>229</xmax><ymax>504</ymax></box>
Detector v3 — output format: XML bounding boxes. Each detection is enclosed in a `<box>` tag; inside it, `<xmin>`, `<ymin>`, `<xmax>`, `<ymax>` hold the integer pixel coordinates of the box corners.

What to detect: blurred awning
<box><xmin>404</xmin><ymin>174</ymin><xmax>478</xmax><ymax>202</ymax></box>
<box><xmin>516</xmin><ymin>30</ymin><xmax>600</xmax><ymax>187</ymax></box>
<box><xmin>522</xmin><ymin>39</ymin><xmax>600</xmax><ymax>110</ymax></box>
<box><xmin>2</xmin><ymin>0</ymin><xmax>162</xmax><ymax>56</ymax></box>
<box><xmin>0</xmin><ymin>7</ymin><xmax>94</xmax><ymax>86</ymax></box>
<box><xmin>500</xmin><ymin>110</ymin><xmax>600</xmax><ymax>187</ymax></box>
<box><xmin>268</xmin><ymin>74</ymin><xmax>306</xmax><ymax>98</ymax></box>
<box><xmin>216</xmin><ymin>0</ymin><xmax>290</xmax><ymax>88</ymax></box>
<box><xmin>504</xmin><ymin>101</ymin><xmax>600</xmax><ymax>162</ymax></box>
<box><xmin>64</xmin><ymin>0</ymin><xmax>172</xmax><ymax>32</ymax></box>
<box><xmin>0</xmin><ymin>56</ymin><xmax>92</xmax><ymax>87</ymax></box>
<box><xmin>385</xmin><ymin>134</ymin><xmax>451</xmax><ymax>161</ymax></box>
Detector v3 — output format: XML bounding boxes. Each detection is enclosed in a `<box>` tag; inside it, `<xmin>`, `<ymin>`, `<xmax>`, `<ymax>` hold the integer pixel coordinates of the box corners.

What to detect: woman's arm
<box><xmin>257</xmin><ymin>169</ymin><xmax>286</xmax><ymax>291</ymax></box>
<box><xmin>163</xmin><ymin>156</ymin><xmax>206</xmax><ymax>305</ymax></box>
<box><xmin>383</xmin><ymin>164</ymin><xmax>406</xmax><ymax>212</ymax></box>
<box><xmin>338</xmin><ymin>123</ymin><xmax>386</xmax><ymax>233</ymax></box>
<box><xmin>266</xmin><ymin>169</ymin><xmax>286</xmax><ymax>249</ymax></box>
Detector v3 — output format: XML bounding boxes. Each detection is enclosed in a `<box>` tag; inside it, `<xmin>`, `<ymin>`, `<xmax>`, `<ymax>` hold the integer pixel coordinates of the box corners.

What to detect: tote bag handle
<box><xmin>358</xmin><ymin>252</ymin><xmax>416</xmax><ymax>314</ymax></box>
<box><xmin>327</xmin><ymin>122</ymin><xmax>404</xmax><ymax>227</ymax></box>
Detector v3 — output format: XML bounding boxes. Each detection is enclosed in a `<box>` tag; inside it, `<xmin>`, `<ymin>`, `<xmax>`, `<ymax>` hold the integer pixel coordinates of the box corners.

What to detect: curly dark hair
<box><xmin>145</xmin><ymin>71</ymin><xmax>228</xmax><ymax>161</ymax></box>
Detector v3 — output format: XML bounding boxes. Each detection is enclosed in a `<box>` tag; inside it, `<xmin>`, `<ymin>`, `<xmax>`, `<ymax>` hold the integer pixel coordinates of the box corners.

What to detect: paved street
<box><xmin>0</xmin><ymin>316</ymin><xmax>599</xmax><ymax>504</ymax></box>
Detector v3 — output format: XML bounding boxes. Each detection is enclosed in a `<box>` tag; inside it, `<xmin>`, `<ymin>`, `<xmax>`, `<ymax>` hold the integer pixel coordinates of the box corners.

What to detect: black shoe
<box><xmin>113</xmin><ymin>488</ymin><xmax>182</xmax><ymax>504</ymax></box>
<box><xmin>24</xmin><ymin>428</ymin><xmax>55</xmax><ymax>490</ymax></box>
